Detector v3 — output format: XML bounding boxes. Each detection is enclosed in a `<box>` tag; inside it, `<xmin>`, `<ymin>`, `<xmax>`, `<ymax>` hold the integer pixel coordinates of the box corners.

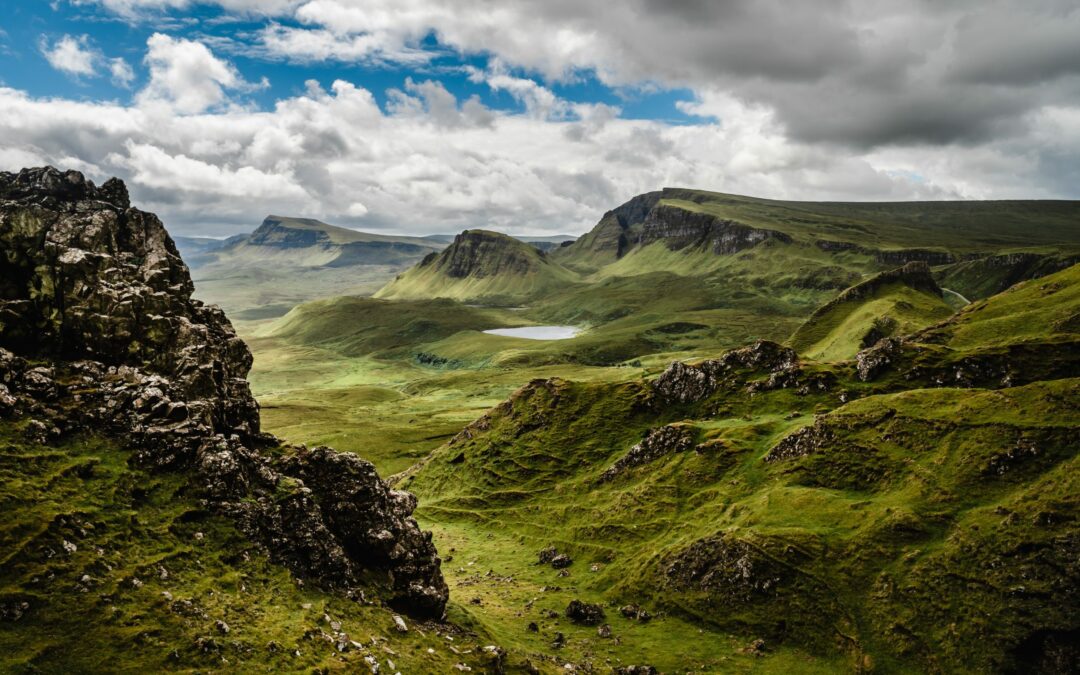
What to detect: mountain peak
<box><xmin>376</xmin><ymin>228</ymin><xmax>577</xmax><ymax>302</ymax></box>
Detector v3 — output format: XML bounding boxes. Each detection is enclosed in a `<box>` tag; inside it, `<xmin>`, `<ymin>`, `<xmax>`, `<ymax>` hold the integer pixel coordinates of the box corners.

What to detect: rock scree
<box><xmin>0</xmin><ymin>167</ymin><xmax>448</xmax><ymax>618</ymax></box>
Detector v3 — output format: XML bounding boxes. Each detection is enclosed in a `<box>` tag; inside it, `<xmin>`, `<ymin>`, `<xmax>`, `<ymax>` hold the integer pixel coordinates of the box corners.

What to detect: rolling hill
<box><xmin>396</xmin><ymin>260</ymin><xmax>1080</xmax><ymax>673</ymax></box>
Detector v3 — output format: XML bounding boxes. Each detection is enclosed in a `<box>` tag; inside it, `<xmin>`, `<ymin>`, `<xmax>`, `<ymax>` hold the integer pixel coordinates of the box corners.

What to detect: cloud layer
<box><xmin>6</xmin><ymin>1</ymin><xmax>1080</xmax><ymax>236</ymax></box>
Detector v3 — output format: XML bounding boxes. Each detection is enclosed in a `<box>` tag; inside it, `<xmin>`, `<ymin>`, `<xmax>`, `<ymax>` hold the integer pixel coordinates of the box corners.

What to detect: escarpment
<box><xmin>0</xmin><ymin>167</ymin><xmax>447</xmax><ymax>618</ymax></box>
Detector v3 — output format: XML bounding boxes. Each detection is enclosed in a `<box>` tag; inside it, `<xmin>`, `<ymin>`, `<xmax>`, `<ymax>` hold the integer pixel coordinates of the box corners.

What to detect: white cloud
<box><xmin>135</xmin><ymin>33</ymin><xmax>262</xmax><ymax>113</ymax></box>
<box><xmin>109</xmin><ymin>57</ymin><xmax>136</xmax><ymax>88</ymax></box>
<box><xmin>259</xmin><ymin>23</ymin><xmax>432</xmax><ymax>65</ymax></box>
<box><xmin>40</xmin><ymin>34</ymin><xmax>98</xmax><ymax>77</ymax></box>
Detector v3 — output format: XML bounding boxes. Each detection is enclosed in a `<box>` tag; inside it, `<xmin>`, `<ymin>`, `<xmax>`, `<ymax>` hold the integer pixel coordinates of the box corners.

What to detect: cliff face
<box><xmin>637</xmin><ymin>204</ymin><xmax>791</xmax><ymax>254</ymax></box>
<box><xmin>0</xmin><ymin>167</ymin><xmax>447</xmax><ymax>618</ymax></box>
<box><xmin>557</xmin><ymin>189</ymin><xmax>789</xmax><ymax>267</ymax></box>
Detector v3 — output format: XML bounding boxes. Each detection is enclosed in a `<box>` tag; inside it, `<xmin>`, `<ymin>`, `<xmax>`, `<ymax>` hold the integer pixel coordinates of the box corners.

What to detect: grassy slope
<box><xmin>396</xmin><ymin>264</ymin><xmax>1080</xmax><ymax>672</ymax></box>
<box><xmin>919</xmin><ymin>263</ymin><xmax>1080</xmax><ymax>350</ymax></box>
<box><xmin>657</xmin><ymin>188</ymin><xmax>1080</xmax><ymax>252</ymax></box>
<box><xmin>0</xmin><ymin>421</ymin><xmax>492</xmax><ymax>674</ymax></box>
<box><xmin>789</xmin><ymin>280</ymin><xmax>953</xmax><ymax>361</ymax></box>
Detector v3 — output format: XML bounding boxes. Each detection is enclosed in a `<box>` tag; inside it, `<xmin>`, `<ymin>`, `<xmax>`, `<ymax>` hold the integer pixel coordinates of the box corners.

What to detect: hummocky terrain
<box><xmin>4</xmin><ymin>168</ymin><xmax>1080</xmax><ymax>673</ymax></box>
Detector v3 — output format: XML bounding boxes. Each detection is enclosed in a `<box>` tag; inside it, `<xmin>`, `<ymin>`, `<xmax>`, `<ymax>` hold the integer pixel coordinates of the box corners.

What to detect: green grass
<box><xmin>0</xmin><ymin>421</ymin><xmax>493</xmax><ymax>674</ymax></box>
<box><xmin>654</xmin><ymin>188</ymin><xmax>1080</xmax><ymax>252</ymax></box>
<box><xmin>917</xmin><ymin>263</ymin><xmax>1080</xmax><ymax>350</ymax></box>
<box><xmin>789</xmin><ymin>281</ymin><xmax>953</xmax><ymax>361</ymax></box>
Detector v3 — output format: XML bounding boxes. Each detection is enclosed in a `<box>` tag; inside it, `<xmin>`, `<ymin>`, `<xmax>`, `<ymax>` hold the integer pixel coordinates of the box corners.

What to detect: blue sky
<box><xmin>0</xmin><ymin>1</ymin><xmax>1077</xmax><ymax>236</ymax></box>
<box><xmin>2</xmin><ymin>2</ymin><xmax>698</xmax><ymax>123</ymax></box>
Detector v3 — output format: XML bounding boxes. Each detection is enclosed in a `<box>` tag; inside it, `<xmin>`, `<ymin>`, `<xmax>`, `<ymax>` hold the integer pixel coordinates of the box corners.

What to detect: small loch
<box><xmin>483</xmin><ymin>326</ymin><xmax>581</xmax><ymax>340</ymax></box>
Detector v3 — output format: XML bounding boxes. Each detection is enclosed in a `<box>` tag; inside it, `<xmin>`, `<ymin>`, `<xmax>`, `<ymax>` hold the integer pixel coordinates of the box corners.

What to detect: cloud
<box><xmin>40</xmin><ymin>34</ymin><xmax>98</xmax><ymax>77</ymax></box>
<box><xmin>212</xmin><ymin>0</ymin><xmax>1078</xmax><ymax>152</ymax></box>
<box><xmin>109</xmin><ymin>57</ymin><xmax>135</xmax><ymax>88</ymax></box>
<box><xmin>135</xmin><ymin>33</ymin><xmax>264</xmax><ymax>113</ymax></box>
<box><xmin>3</xmin><ymin>1</ymin><xmax>1080</xmax><ymax>239</ymax></box>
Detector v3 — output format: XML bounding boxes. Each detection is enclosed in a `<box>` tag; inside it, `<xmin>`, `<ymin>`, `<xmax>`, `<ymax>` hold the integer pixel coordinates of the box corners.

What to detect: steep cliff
<box><xmin>0</xmin><ymin>167</ymin><xmax>447</xmax><ymax>618</ymax></box>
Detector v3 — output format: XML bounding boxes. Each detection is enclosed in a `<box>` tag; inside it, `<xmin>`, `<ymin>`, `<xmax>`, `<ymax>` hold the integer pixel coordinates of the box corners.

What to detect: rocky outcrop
<box><xmin>600</xmin><ymin>424</ymin><xmax>696</xmax><ymax>481</ymax></box>
<box><xmin>662</xmin><ymin>534</ymin><xmax>788</xmax><ymax>603</ymax></box>
<box><xmin>565</xmin><ymin>599</ymin><xmax>605</xmax><ymax>625</ymax></box>
<box><xmin>0</xmin><ymin>167</ymin><xmax>447</xmax><ymax>618</ymax></box>
<box><xmin>652</xmin><ymin>340</ymin><xmax>800</xmax><ymax>404</ymax></box>
<box><xmin>558</xmin><ymin>191</ymin><xmax>662</xmax><ymax>261</ymax></box>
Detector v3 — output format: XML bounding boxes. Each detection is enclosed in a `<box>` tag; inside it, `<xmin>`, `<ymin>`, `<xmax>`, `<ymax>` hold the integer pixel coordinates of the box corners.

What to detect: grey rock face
<box><xmin>637</xmin><ymin>204</ymin><xmax>792</xmax><ymax>254</ymax></box>
<box><xmin>0</xmin><ymin>167</ymin><xmax>447</xmax><ymax>618</ymax></box>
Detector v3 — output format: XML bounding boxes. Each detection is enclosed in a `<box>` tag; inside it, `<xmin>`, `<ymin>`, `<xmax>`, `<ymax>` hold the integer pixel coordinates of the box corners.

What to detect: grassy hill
<box><xmin>788</xmin><ymin>262</ymin><xmax>954</xmax><ymax>361</ymax></box>
<box><xmin>555</xmin><ymin>187</ymin><xmax>1080</xmax><ymax>281</ymax></box>
<box><xmin>375</xmin><ymin>230</ymin><xmax>580</xmax><ymax>304</ymax></box>
<box><xmin>0</xmin><ymin>419</ymin><xmax>503</xmax><ymax>674</ymax></box>
<box><xmin>392</xmin><ymin>262</ymin><xmax>1080</xmax><ymax>673</ymax></box>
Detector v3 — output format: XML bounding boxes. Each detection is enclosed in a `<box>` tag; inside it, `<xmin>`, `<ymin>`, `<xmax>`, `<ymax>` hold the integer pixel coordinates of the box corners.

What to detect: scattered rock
<box><xmin>619</xmin><ymin>605</ymin><xmax>652</xmax><ymax>622</ymax></box>
<box><xmin>392</xmin><ymin>615</ymin><xmax>408</xmax><ymax>633</ymax></box>
<box><xmin>565</xmin><ymin>600</ymin><xmax>605</xmax><ymax>625</ymax></box>
<box><xmin>740</xmin><ymin>638</ymin><xmax>767</xmax><ymax>656</ymax></box>
<box><xmin>214</xmin><ymin>620</ymin><xmax>230</xmax><ymax>634</ymax></box>
<box><xmin>597</xmin><ymin>624</ymin><xmax>612</xmax><ymax>638</ymax></box>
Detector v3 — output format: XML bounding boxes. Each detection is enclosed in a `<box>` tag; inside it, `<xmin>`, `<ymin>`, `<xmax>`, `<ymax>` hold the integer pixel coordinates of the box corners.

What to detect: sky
<box><xmin>1</xmin><ymin>1</ymin><xmax>1079</xmax><ymax>237</ymax></box>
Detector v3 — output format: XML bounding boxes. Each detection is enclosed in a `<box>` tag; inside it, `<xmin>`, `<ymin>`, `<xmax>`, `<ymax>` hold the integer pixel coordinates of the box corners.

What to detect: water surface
<box><xmin>483</xmin><ymin>326</ymin><xmax>581</xmax><ymax>340</ymax></box>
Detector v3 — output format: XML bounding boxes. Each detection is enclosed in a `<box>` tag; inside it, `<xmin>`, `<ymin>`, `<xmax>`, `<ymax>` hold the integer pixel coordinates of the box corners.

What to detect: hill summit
<box><xmin>375</xmin><ymin>229</ymin><xmax>578</xmax><ymax>303</ymax></box>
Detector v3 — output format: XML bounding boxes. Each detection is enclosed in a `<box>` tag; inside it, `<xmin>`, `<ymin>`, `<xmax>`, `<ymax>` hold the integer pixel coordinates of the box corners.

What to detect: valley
<box><xmin>212</xmin><ymin>189</ymin><xmax>1080</xmax><ymax>672</ymax></box>
<box><xmin>2</xmin><ymin>170</ymin><xmax>1077</xmax><ymax>673</ymax></box>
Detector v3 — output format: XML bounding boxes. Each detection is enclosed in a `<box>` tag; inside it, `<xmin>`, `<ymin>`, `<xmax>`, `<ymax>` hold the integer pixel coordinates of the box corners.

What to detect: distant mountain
<box><xmin>208</xmin><ymin>215</ymin><xmax>445</xmax><ymax>268</ymax></box>
<box><xmin>375</xmin><ymin>229</ymin><xmax>578</xmax><ymax>303</ymax></box>
<box><xmin>182</xmin><ymin>216</ymin><xmax>447</xmax><ymax>319</ymax></box>
<box><xmin>555</xmin><ymin>188</ymin><xmax>1080</xmax><ymax>290</ymax></box>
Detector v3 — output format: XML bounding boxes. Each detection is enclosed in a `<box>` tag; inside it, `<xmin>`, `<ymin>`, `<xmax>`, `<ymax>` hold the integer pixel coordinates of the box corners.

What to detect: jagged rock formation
<box><xmin>0</xmin><ymin>167</ymin><xmax>447</xmax><ymax>618</ymax></box>
<box><xmin>652</xmin><ymin>340</ymin><xmax>801</xmax><ymax>404</ymax></box>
